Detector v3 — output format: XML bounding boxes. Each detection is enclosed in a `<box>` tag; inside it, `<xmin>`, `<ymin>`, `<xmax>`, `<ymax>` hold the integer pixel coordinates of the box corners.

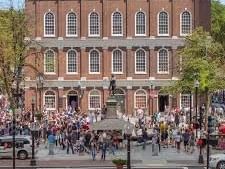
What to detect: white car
<box><xmin>209</xmin><ymin>153</ymin><xmax>225</xmax><ymax>169</ymax></box>
<box><xmin>0</xmin><ymin>135</ymin><xmax>34</xmax><ymax>160</ymax></box>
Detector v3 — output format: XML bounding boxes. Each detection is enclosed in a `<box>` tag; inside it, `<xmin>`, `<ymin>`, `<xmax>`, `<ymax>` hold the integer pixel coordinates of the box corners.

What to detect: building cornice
<box><xmin>29</xmin><ymin>37</ymin><xmax>185</xmax><ymax>49</ymax></box>
<box><xmin>25</xmin><ymin>79</ymin><xmax>178</xmax><ymax>88</ymax></box>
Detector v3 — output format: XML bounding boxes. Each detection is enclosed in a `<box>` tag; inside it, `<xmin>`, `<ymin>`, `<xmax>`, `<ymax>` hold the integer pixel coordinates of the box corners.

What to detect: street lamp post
<box><xmin>124</xmin><ymin>119</ymin><xmax>133</xmax><ymax>169</ymax></box>
<box><xmin>198</xmin><ymin>104</ymin><xmax>205</xmax><ymax>164</ymax></box>
<box><xmin>194</xmin><ymin>80</ymin><xmax>199</xmax><ymax>138</ymax></box>
<box><xmin>30</xmin><ymin>97</ymin><xmax>36</xmax><ymax>166</ymax></box>
<box><xmin>189</xmin><ymin>90</ymin><xmax>192</xmax><ymax>124</ymax></box>
<box><xmin>194</xmin><ymin>80</ymin><xmax>204</xmax><ymax>164</ymax></box>
<box><xmin>36</xmin><ymin>73</ymin><xmax>44</xmax><ymax>112</ymax></box>
<box><xmin>150</xmin><ymin>83</ymin><xmax>155</xmax><ymax>115</ymax></box>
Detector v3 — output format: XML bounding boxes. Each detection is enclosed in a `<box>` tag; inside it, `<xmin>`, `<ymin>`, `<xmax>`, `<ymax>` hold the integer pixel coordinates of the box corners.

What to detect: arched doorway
<box><xmin>114</xmin><ymin>88</ymin><xmax>125</xmax><ymax>114</ymax></box>
<box><xmin>67</xmin><ymin>90</ymin><xmax>79</xmax><ymax>111</ymax></box>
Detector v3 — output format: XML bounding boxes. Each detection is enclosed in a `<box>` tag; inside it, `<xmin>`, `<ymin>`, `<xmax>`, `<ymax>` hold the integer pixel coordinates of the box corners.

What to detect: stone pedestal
<box><xmin>106</xmin><ymin>95</ymin><xmax>117</xmax><ymax>119</ymax></box>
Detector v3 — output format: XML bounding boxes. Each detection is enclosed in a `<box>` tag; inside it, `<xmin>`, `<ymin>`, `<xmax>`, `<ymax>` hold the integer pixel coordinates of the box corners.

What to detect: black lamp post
<box><xmin>150</xmin><ymin>83</ymin><xmax>155</xmax><ymax>115</ymax></box>
<box><xmin>198</xmin><ymin>104</ymin><xmax>205</xmax><ymax>164</ymax></box>
<box><xmin>30</xmin><ymin>97</ymin><xmax>36</xmax><ymax>166</ymax></box>
<box><xmin>36</xmin><ymin>73</ymin><xmax>44</xmax><ymax>112</ymax></box>
<box><xmin>124</xmin><ymin>119</ymin><xmax>133</xmax><ymax>169</ymax></box>
<box><xmin>189</xmin><ymin>90</ymin><xmax>192</xmax><ymax>124</ymax></box>
<box><xmin>194</xmin><ymin>80</ymin><xmax>203</xmax><ymax>164</ymax></box>
<box><xmin>194</xmin><ymin>80</ymin><xmax>199</xmax><ymax>138</ymax></box>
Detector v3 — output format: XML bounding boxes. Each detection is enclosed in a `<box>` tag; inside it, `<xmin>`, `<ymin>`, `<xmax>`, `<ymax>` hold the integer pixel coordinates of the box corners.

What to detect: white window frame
<box><xmin>134</xmin><ymin>89</ymin><xmax>147</xmax><ymax>109</ymax></box>
<box><xmin>88</xmin><ymin>11</ymin><xmax>100</xmax><ymax>37</ymax></box>
<box><xmin>180</xmin><ymin>93</ymin><xmax>193</xmax><ymax>109</ymax></box>
<box><xmin>157</xmin><ymin>48</ymin><xmax>169</xmax><ymax>74</ymax></box>
<box><xmin>157</xmin><ymin>11</ymin><xmax>169</xmax><ymax>36</ymax></box>
<box><xmin>88</xmin><ymin>90</ymin><xmax>101</xmax><ymax>110</ymax></box>
<box><xmin>135</xmin><ymin>11</ymin><xmax>146</xmax><ymax>36</ymax></box>
<box><xmin>66</xmin><ymin>12</ymin><xmax>77</xmax><ymax>37</ymax></box>
<box><xmin>43</xmin><ymin>90</ymin><xmax>56</xmax><ymax>110</ymax></box>
<box><xmin>44</xmin><ymin>12</ymin><xmax>56</xmax><ymax>37</ymax></box>
<box><xmin>135</xmin><ymin>48</ymin><xmax>147</xmax><ymax>74</ymax></box>
<box><xmin>180</xmin><ymin>10</ymin><xmax>192</xmax><ymax>36</ymax></box>
<box><xmin>112</xmin><ymin>49</ymin><xmax>123</xmax><ymax>74</ymax></box>
<box><xmin>44</xmin><ymin>49</ymin><xmax>56</xmax><ymax>75</ymax></box>
<box><xmin>89</xmin><ymin>49</ymin><xmax>100</xmax><ymax>74</ymax></box>
<box><xmin>111</xmin><ymin>11</ymin><xmax>123</xmax><ymax>36</ymax></box>
<box><xmin>66</xmin><ymin>49</ymin><xmax>78</xmax><ymax>74</ymax></box>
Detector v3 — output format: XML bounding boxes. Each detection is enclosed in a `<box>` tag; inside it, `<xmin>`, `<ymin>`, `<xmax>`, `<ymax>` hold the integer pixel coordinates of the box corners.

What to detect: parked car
<box><xmin>0</xmin><ymin>135</ymin><xmax>34</xmax><ymax>160</ymax></box>
<box><xmin>209</xmin><ymin>153</ymin><xmax>225</xmax><ymax>169</ymax></box>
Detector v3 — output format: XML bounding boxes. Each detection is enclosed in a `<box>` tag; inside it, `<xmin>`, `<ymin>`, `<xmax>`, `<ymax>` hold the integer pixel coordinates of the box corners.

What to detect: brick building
<box><xmin>24</xmin><ymin>0</ymin><xmax>211</xmax><ymax>114</ymax></box>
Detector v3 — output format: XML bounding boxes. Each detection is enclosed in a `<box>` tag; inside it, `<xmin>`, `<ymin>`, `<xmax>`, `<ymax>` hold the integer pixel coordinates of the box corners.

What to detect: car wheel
<box><xmin>217</xmin><ymin>161</ymin><xmax>225</xmax><ymax>169</ymax></box>
<box><xmin>17</xmin><ymin>151</ymin><xmax>28</xmax><ymax>160</ymax></box>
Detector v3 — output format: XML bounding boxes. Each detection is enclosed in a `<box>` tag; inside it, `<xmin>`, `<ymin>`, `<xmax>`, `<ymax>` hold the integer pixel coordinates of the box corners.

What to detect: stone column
<box><xmin>126</xmin><ymin>86</ymin><xmax>133</xmax><ymax>116</ymax></box>
<box><xmin>58</xmin><ymin>87</ymin><xmax>64</xmax><ymax>112</ymax></box>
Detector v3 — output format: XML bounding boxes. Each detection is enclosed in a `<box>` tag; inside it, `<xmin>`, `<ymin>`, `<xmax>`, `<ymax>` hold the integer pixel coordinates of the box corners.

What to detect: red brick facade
<box><xmin>24</xmin><ymin>0</ymin><xmax>211</xmax><ymax>114</ymax></box>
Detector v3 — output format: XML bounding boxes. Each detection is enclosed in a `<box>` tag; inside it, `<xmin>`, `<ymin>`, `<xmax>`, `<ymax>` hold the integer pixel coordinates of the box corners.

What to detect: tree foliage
<box><xmin>0</xmin><ymin>4</ymin><xmax>40</xmax><ymax>108</ymax></box>
<box><xmin>167</xmin><ymin>28</ymin><xmax>225</xmax><ymax>95</ymax></box>
<box><xmin>211</xmin><ymin>0</ymin><xmax>225</xmax><ymax>48</ymax></box>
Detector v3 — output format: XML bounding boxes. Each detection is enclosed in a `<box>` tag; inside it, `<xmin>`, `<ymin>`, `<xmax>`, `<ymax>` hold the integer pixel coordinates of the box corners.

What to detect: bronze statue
<box><xmin>109</xmin><ymin>74</ymin><xmax>116</xmax><ymax>95</ymax></box>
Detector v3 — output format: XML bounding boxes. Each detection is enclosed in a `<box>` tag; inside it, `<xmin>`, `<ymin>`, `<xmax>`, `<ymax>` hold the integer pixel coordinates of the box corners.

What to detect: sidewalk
<box><xmin>34</xmin><ymin>143</ymin><xmax>203</xmax><ymax>167</ymax></box>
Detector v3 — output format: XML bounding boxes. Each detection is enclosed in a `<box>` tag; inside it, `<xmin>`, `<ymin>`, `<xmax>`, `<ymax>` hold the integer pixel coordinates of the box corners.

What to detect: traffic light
<box><xmin>208</xmin><ymin>116</ymin><xmax>214</xmax><ymax>134</ymax></box>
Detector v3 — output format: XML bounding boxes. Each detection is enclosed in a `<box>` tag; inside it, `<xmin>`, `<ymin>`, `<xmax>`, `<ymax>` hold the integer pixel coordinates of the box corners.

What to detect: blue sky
<box><xmin>0</xmin><ymin>0</ymin><xmax>24</xmax><ymax>9</ymax></box>
<box><xmin>0</xmin><ymin>0</ymin><xmax>225</xmax><ymax>8</ymax></box>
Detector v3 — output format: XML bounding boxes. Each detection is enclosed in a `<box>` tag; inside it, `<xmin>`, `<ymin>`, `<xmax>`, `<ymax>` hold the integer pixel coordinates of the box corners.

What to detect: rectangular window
<box><xmin>181</xmin><ymin>94</ymin><xmax>192</xmax><ymax>109</ymax></box>
<box><xmin>89</xmin><ymin>96</ymin><xmax>100</xmax><ymax>109</ymax></box>
<box><xmin>136</xmin><ymin>96</ymin><xmax>146</xmax><ymax>108</ymax></box>
<box><xmin>45</xmin><ymin>96</ymin><xmax>55</xmax><ymax>109</ymax></box>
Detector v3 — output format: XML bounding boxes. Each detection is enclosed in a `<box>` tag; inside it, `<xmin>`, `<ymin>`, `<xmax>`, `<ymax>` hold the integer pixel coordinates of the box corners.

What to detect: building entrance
<box><xmin>67</xmin><ymin>90</ymin><xmax>79</xmax><ymax>111</ymax></box>
<box><xmin>158</xmin><ymin>95</ymin><xmax>169</xmax><ymax>112</ymax></box>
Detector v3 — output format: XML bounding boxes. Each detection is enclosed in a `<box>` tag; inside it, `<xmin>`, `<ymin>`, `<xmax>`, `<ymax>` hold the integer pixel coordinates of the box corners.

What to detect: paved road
<box><xmin>0</xmin><ymin>167</ymin><xmax>207</xmax><ymax>169</ymax></box>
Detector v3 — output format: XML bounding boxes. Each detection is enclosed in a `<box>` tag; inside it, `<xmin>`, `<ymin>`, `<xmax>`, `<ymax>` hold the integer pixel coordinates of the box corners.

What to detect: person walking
<box><xmin>183</xmin><ymin>129</ymin><xmax>190</xmax><ymax>152</ymax></box>
<box><xmin>66</xmin><ymin>132</ymin><xmax>74</xmax><ymax>154</ymax></box>
<box><xmin>142</xmin><ymin>128</ymin><xmax>148</xmax><ymax>150</ymax></box>
<box><xmin>90</xmin><ymin>140</ymin><xmax>97</xmax><ymax>160</ymax></box>
<box><xmin>48</xmin><ymin>131</ymin><xmax>56</xmax><ymax>155</ymax></box>
<box><xmin>175</xmin><ymin>131</ymin><xmax>182</xmax><ymax>153</ymax></box>
<box><xmin>189</xmin><ymin>132</ymin><xmax>195</xmax><ymax>153</ymax></box>
<box><xmin>101</xmin><ymin>141</ymin><xmax>107</xmax><ymax>160</ymax></box>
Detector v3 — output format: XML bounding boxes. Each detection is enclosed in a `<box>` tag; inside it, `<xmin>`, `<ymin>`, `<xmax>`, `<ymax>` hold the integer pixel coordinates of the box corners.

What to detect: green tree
<box><xmin>0</xmin><ymin>2</ymin><xmax>40</xmax><ymax>109</ymax></box>
<box><xmin>211</xmin><ymin>0</ymin><xmax>225</xmax><ymax>47</ymax></box>
<box><xmin>166</xmin><ymin>27</ymin><xmax>225</xmax><ymax>125</ymax></box>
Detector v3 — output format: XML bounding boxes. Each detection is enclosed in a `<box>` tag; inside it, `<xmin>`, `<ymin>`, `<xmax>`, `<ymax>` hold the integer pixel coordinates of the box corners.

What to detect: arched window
<box><xmin>89</xmin><ymin>50</ymin><xmax>100</xmax><ymax>73</ymax></box>
<box><xmin>67</xmin><ymin>50</ymin><xmax>77</xmax><ymax>73</ymax></box>
<box><xmin>135</xmin><ymin>11</ymin><xmax>146</xmax><ymax>35</ymax></box>
<box><xmin>158</xmin><ymin>49</ymin><xmax>169</xmax><ymax>73</ymax></box>
<box><xmin>180</xmin><ymin>11</ymin><xmax>191</xmax><ymax>35</ymax></box>
<box><xmin>89</xmin><ymin>90</ymin><xmax>101</xmax><ymax>110</ymax></box>
<box><xmin>66</xmin><ymin>12</ymin><xmax>77</xmax><ymax>36</ymax></box>
<box><xmin>158</xmin><ymin>11</ymin><xmax>169</xmax><ymax>36</ymax></box>
<box><xmin>89</xmin><ymin>12</ymin><xmax>100</xmax><ymax>36</ymax></box>
<box><xmin>44</xmin><ymin>91</ymin><xmax>56</xmax><ymax>110</ymax></box>
<box><xmin>44</xmin><ymin>12</ymin><xmax>55</xmax><ymax>36</ymax></box>
<box><xmin>135</xmin><ymin>49</ymin><xmax>146</xmax><ymax>73</ymax></box>
<box><xmin>135</xmin><ymin>89</ymin><xmax>147</xmax><ymax>108</ymax></box>
<box><xmin>44</xmin><ymin>50</ymin><xmax>55</xmax><ymax>74</ymax></box>
<box><xmin>112</xmin><ymin>11</ymin><xmax>123</xmax><ymax>36</ymax></box>
<box><xmin>112</xmin><ymin>49</ymin><xmax>123</xmax><ymax>73</ymax></box>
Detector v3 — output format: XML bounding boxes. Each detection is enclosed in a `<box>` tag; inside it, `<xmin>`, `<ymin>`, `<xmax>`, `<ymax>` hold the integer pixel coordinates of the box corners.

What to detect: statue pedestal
<box><xmin>105</xmin><ymin>95</ymin><xmax>117</xmax><ymax>119</ymax></box>
<box><xmin>92</xmin><ymin>94</ymin><xmax>134</xmax><ymax>131</ymax></box>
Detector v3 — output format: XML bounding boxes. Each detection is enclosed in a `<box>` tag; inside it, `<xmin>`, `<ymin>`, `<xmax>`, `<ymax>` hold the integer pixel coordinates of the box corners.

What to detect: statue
<box><xmin>109</xmin><ymin>74</ymin><xmax>116</xmax><ymax>95</ymax></box>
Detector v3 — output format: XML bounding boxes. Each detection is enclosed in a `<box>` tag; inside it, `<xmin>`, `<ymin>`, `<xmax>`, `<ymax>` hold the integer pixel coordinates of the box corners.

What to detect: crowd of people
<box><xmin>1</xmin><ymin>93</ymin><xmax>225</xmax><ymax>160</ymax></box>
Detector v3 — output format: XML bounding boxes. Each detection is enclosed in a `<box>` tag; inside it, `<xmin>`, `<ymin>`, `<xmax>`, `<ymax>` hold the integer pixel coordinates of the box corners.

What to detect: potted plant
<box><xmin>112</xmin><ymin>158</ymin><xmax>127</xmax><ymax>169</ymax></box>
